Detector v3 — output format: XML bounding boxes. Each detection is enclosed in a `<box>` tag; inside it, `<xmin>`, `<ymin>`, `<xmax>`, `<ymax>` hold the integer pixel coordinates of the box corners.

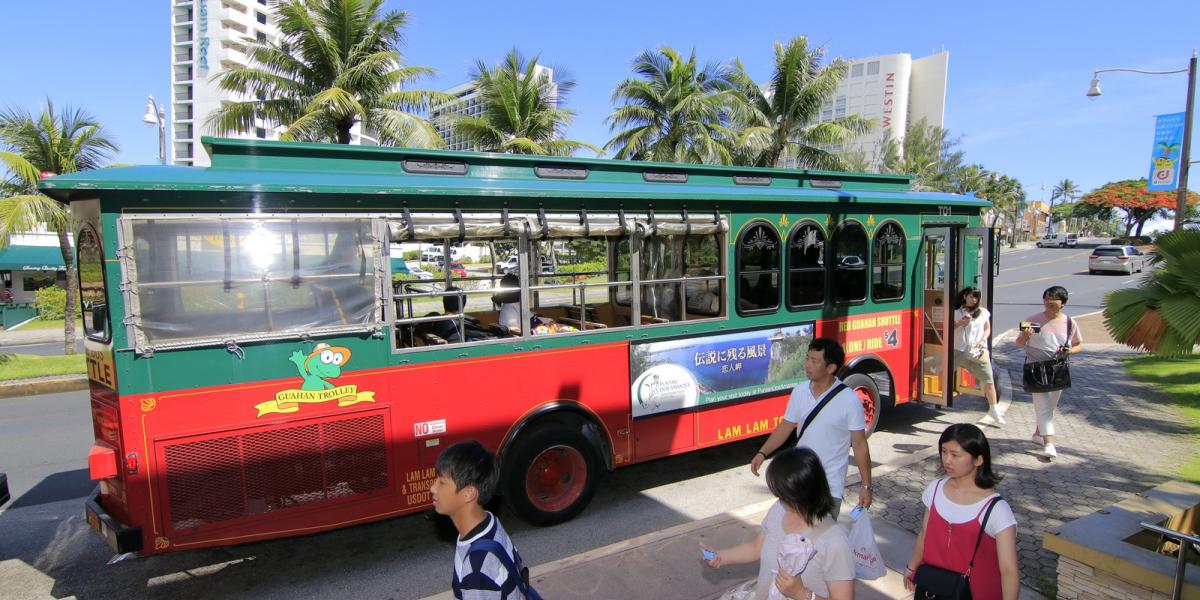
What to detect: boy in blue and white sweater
<box><xmin>431</xmin><ymin>440</ymin><xmax>527</xmax><ymax>600</ymax></box>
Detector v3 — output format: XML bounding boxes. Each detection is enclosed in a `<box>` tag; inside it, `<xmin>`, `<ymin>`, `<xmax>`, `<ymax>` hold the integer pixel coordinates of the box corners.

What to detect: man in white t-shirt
<box><xmin>750</xmin><ymin>338</ymin><xmax>873</xmax><ymax>514</ymax></box>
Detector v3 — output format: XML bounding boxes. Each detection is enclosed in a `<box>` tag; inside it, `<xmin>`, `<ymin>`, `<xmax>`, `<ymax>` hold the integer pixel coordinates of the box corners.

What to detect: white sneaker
<box><xmin>1043</xmin><ymin>443</ymin><xmax>1058</xmax><ymax>458</ymax></box>
<box><xmin>1031</xmin><ymin>433</ymin><xmax>1044</xmax><ymax>446</ymax></box>
<box><xmin>987</xmin><ymin>407</ymin><xmax>1006</xmax><ymax>426</ymax></box>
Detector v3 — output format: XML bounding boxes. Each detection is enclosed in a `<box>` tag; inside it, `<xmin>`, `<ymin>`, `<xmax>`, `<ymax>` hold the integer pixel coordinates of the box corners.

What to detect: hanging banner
<box><xmin>629</xmin><ymin>323</ymin><xmax>814</xmax><ymax>418</ymax></box>
<box><xmin>1148</xmin><ymin>112</ymin><xmax>1186</xmax><ymax>191</ymax></box>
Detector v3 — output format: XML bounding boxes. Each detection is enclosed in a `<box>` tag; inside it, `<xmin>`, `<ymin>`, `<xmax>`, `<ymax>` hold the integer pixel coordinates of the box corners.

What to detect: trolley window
<box><xmin>786</xmin><ymin>220</ymin><xmax>825</xmax><ymax>310</ymax></box>
<box><xmin>77</xmin><ymin>224</ymin><xmax>111</xmax><ymax>341</ymax></box>
<box><xmin>121</xmin><ymin>216</ymin><xmax>381</xmax><ymax>351</ymax></box>
<box><xmin>872</xmin><ymin>221</ymin><xmax>905</xmax><ymax>302</ymax></box>
<box><xmin>736</xmin><ymin>221</ymin><xmax>780</xmax><ymax>315</ymax></box>
<box><xmin>832</xmin><ymin>221</ymin><xmax>867</xmax><ymax>304</ymax></box>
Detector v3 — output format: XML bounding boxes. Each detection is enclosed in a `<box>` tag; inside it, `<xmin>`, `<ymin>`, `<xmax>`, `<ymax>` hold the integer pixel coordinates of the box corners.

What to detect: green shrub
<box><xmin>402</xmin><ymin>249</ymin><xmax>420</xmax><ymax>260</ymax></box>
<box><xmin>34</xmin><ymin>286</ymin><xmax>67</xmax><ymax>319</ymax></box>
<box><xmin>556</xmin><ymin>261</ymin><xmax>607</xmax><ymax>274</ymax></box>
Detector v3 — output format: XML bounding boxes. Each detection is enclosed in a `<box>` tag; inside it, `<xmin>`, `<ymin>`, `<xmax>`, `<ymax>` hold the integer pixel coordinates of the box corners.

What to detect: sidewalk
<box><xmin>419</xmin><ymin>312</ymin><xmax>1195</xmax><ymax>600</ymax></box>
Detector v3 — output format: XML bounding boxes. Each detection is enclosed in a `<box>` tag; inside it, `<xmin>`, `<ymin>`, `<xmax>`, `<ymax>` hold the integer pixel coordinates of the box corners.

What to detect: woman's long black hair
<box><xmin>766</xmin><ymin>447</ymin><xmax>836</xmax><ymax>522</ymax></box>
<box><xmin>956</xmin><ymin>286</ymin><xmax>982</xmax><ymax>318</ymax></box>
<box><xmin>939</xmin><ymin>423</ymin><xmax>1002</xmax><ymax>489</ymax></box>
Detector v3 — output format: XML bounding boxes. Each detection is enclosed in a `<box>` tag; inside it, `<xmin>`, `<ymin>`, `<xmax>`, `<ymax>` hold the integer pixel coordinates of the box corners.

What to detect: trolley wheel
<box><xmin>502</xmin><ymin>424</ymin><xmax>599</xmax><ymax>526</ymax></box>
<box><xmin>843</xmin><ymin>373</ymin><xmax>885</xmax><ymax>437</ymax></box>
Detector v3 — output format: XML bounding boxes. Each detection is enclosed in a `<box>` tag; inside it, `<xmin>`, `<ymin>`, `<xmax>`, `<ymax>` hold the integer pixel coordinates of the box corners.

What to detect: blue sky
<box><xmin>1</xmin><ymin>1</ymin><xmax>1197</xmax><ymax>223</ymax></box>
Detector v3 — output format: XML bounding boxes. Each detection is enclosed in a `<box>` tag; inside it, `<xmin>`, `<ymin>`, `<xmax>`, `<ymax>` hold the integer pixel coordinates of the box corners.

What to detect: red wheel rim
<box><xmin>524</xmin><ymin>444</ymin><xmax>587</xmax><ymax>513</ymax></box>
<box><xmin>856</xmin><ymin>386</ymin><xmax>877</xmax><ymax>430</ymax></box>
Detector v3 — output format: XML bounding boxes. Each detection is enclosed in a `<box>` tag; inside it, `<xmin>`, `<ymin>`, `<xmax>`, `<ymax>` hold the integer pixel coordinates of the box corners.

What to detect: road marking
<box><xmin>995</xmin><ymin>272</ymin><xmax>1067</xmax><ymax>289</ymax></box>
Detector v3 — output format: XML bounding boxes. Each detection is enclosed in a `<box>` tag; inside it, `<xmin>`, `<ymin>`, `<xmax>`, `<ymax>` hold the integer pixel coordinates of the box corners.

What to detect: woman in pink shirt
<box><xmin>1015</xmin><ymin>286</ymin><xmax>1083</xmax><ymax>458</ymax></box>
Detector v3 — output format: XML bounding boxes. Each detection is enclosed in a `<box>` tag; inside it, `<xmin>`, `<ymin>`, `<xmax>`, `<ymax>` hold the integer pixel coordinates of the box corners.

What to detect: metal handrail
<box><xmin>1139</xmin><ymin>521</ymin><xmax>1200</xmax><ymax>599</ymax></box>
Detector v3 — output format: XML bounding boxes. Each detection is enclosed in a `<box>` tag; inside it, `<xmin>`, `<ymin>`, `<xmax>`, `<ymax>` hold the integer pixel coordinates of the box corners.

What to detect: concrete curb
<box><xmin>0</xmin><ymin>375</ymin><xmax>88</xmax><ymax>399</ymax></box>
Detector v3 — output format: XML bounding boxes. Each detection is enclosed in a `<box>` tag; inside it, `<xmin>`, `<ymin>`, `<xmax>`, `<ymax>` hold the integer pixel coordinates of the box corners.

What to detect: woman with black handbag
<box><xmin>904</xmin><ymin>424</ymin><xmax>1019</xmax><ymax>600</ymax></box>
<box><xmin>1016</xmin><ymin>286</ymin><xmax>1083</xmax><ymax>459</ymax></box>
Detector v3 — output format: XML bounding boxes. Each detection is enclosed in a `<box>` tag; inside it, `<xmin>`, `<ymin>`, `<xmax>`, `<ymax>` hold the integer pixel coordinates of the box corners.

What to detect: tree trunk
<box><xmin>1134</xmin><ymin>218</ymin><xmax>1147</xmax><ymax>237</ymax></box>
<box><xmin>336</xmin><ymin>121</ymin><xmax>353</xmax><ymax>144</ymax></box>
<box><xmin>57</xmin><ymin>227</ymin><xmax>78</xmax><ymax>355</ymax></box>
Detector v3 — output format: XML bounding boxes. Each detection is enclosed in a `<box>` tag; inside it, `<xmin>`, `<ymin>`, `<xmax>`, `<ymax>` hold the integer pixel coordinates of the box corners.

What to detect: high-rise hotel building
<box><xmin>170</xmin><ymin>0</ymin><xmax>281</xmax><ymax>166</ymax></box>
<box><xmin>430</xmin><ymin>65</ymin><xmax>556</xmax><ymax>152</ymax></box>
<box><xmin>788</xmin><ymin>51</ymin><xmax>949</xmax><ymax>171</ymax></box>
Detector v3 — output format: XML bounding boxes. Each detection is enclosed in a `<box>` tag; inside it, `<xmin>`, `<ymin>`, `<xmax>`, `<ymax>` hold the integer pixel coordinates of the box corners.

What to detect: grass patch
<box><xmin>0</xmin><ymin>352</ymin><xmax>86</xmax><ymax>381</ymax></box>
<box><xmin>1124</xmin><ymin>354</ymin><xmax>1200</xmax><ymax>483</ymax></box>
<box><xmin>13</xmin><ymin>318</ymin><xmax>82</xmax><ymax>331</ymax></box>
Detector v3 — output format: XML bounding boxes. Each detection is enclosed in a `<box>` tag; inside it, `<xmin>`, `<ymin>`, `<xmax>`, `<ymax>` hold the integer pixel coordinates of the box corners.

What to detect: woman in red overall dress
<box><xmin>904</xmin><ymin>424</ymin><xmax>1020</xmax><ymax>600</ymax></box>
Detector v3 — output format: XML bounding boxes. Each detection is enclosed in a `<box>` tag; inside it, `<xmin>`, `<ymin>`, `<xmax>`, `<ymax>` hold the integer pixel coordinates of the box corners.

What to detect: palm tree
<box><xmin>884</xmin><ymin>118</ymin><xmax>964</xmax><ymax>191</ymax></box>
<box><xmin>0</xmin><ymin>100</ymin><xmax>118</xmax><ymax>354</ymax></box>
<box><xmin>1104</xmin><ymin>230</ymin><xmax>1200</xmax><ymax>355</ymax></box>
<box><xmin>450</xmin><ymin>49</ymin><xmax>599</xmax><ymax>156</ymax></box>
<box><xmin>1048</xmin><ymin>178</ymin><xmax>1079</xmax><ymax>233</ymax></box>
<box><xmin>730</xmin><ymin>36</ymin><xmax>872</xmax><ymax>169</ymax></box>
<box><xmin>207</xmin><ymin>0</ymin><xmax>450</xmax><ymax>146</ymax></box>
<box><xmin>979</xmin><ymin>172</ymin><xmax>1026</xmax><ymax>247</ymax></box>
<box><xmin>605</xmin><ymin>46</ymin><xmax>742</xmax><ymax>164</ymax></box>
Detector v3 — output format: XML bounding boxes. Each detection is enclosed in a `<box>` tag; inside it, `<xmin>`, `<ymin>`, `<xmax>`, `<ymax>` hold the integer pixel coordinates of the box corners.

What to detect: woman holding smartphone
<box><xmin>700</xmin><ymin>447</ymin><xmax>855</xmax><ymax>600</ymax></box>
<box><xmin>953</xmin><ymin>287</ymin><xmax>1003</xmax><ymax>425</ymax></box>
<box><xmin>1016</xmin><ymin>285</ymin><xmax>1083</xmax><ymax>458</ymax></box>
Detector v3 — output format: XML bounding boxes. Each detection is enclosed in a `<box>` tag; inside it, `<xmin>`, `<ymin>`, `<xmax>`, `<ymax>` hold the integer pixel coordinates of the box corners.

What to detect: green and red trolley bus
<box><xmin>40</xmin><ymin>138</ymin><xmax>994</xmax><ymax>555</ymax></box>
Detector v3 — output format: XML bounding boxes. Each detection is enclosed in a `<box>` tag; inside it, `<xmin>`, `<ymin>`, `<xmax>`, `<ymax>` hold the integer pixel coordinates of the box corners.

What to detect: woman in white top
<box><xmin>1015</xmin><ymin>285</ymin><xmax>1083</xmax><ymax>459</ymax></box>
<box><xmin>701</xmin><ymin>447</ymin><xmax>855</xmax><ymax>600</ymax></box>
<box><xmin>953</xmin><ymin>287</ymin><xmax>1003</xmax><ymax>425</ymax></box>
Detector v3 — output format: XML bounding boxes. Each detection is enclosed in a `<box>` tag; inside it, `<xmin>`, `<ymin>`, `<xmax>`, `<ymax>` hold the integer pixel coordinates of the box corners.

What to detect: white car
<box><xmin>1036</xmin><ymin>233</ymin><xmax>1078</xmax><ymax>248</ymax></box>
<box><xmin>406</xmin><ymin>264</ymin><xmax>434</xmax><ymax>279</ymax></box>
<box><xmin>1088</xmin><ymin>245</ymin><xmax>1149</xmax><ymax>274</ymax></box>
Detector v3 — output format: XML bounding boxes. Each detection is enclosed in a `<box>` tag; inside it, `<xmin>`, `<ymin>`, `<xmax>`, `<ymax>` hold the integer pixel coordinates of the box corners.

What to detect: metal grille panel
<box><xmin>324</xmin><ymin>415</ymin><xmax>388</xmax><ymax>499</ymax></box>
<box><xmin>161</xmin><ymin>412</ymin><xmax>390</xmax><ymax>532</ymax></box>
<box><xmin>164</xmin><ymin>437</ymin><xmax>245</xmax><ymax>530</ymax></box>
<box><xmin>243</xmin><ymin>424</ymin><xmax>324</xmax><ymax>515</ymax></box>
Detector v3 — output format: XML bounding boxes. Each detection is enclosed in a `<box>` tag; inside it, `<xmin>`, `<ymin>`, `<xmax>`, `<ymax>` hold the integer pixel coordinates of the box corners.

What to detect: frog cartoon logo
<box><xmin>254</xmin><ymin>343</ymin><xmax>375</xmax><ymax>417</ymax></box>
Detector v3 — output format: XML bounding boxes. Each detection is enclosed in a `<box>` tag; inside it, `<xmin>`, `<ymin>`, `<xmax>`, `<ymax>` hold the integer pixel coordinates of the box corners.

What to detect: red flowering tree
<box><xmin>1080</xmin><ymin>179</ymin><xmax>1200</xmax><ymax>237</ymax></box>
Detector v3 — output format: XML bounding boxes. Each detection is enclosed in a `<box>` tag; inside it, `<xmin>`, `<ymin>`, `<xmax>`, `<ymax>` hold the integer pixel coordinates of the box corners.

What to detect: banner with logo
<box><xmin>630</xmin><ymin>323</ymin><xmax>814</xmax><ymax>418</ymax></box>
<box><xmin>1148</xmin><ymin>112</ymin><xmax>1186</xmax><ymax>191</ymax></box>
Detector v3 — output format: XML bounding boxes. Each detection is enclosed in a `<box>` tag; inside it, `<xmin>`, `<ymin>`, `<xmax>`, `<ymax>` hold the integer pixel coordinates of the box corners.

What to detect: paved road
<box><xmin>992</xmin><ymin>241</ymin><xmax>1143</xmax><ymax>334</ymax></box>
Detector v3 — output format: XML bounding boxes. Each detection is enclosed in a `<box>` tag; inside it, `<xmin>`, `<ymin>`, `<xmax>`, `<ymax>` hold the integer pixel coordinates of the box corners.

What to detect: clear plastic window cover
<box><xmin>386</xmin><ymin>212</ymin><xmax>726</xmax><ymax>241</ymax></box>
<box><xmin>120</xmin><ymin>215</ymin><xmax>384</xmax><ymax>353</ymax></box>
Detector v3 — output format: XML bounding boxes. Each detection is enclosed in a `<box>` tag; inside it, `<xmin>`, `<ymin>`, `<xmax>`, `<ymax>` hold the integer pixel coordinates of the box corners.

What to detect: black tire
<box><xmin>501</xmin><ymin>424</ymin><xmax>599</xmax><ymax>526</ymax></box>
<box><xmin>842</xmin><ymin>373</ymin><xmax>886</xmax><ymax>437</ymax></box>
<box><xmin>1089</xmin><ymin>269</ymin><xmax>1096</xmax><ymax>274</ymax></box>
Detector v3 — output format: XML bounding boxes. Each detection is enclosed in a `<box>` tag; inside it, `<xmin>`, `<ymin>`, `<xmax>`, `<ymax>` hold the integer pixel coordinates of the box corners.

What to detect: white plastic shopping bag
<box><xmin>848</xmin><ymin>508</ymin><xmax>886</xmax><ymax>580</ymax></box>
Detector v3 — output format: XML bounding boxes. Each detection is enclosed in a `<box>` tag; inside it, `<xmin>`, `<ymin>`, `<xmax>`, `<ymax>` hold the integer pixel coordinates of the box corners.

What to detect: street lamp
<box><xmin>142</xmin><ymin>95</ymin><xmax>166</xmax><ymax>165</ymax></box>
<box><xmin>1087</xmin><ymin>50</ymin><xmax>1198</xmax><ymax>231</ymax></box>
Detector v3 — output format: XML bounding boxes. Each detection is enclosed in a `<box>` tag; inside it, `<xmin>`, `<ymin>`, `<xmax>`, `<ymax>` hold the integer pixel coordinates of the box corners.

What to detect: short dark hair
<box><xmin>1042</xmin><ymin>285</ymin><xmax>1068</xmax><ymax>304</ymax></box>
<box><xmin>443</xmin><ymin>287</ymin><xmax>464</xmax><ymax>313</ymax></box>
<box><xmin>434</xmin><ymin>440</ymin><xmax>499</xmax><ymax>505</ymax></box>
<box><xmin>938</xmin><ymin>423</ymin><xmax>1002</xmax><ymax>489</ymax></box>
<box><xmin>492</xmin><ymin>273</ymin><xmax>520</xmax><ymax>305</ymax></box>
<box><xmin>808</xmin><ymin>337</ymin><xmax>845</xmax><ymax>371</ymax></box>
<box><xmin>955</xmin><ymin>286</ymin><xmax>981</xmax><ymax>310</ymax></box>
<box><xmin>766</xmin><ymin>447</ymin><xmax>836</xmax><ymax>522</ymax></box>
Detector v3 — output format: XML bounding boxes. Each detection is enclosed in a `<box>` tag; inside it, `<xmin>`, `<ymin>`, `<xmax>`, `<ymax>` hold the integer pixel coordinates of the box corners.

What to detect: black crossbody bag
<box><xmin>912</xmin><ymin>496</ymin><xmax>1002</xmax><ymax>600</ymax></box>
<box><xmin>1022</xmin><ymin>317</ymin><xmax>1074</xmax><ymax>393</ymax></box>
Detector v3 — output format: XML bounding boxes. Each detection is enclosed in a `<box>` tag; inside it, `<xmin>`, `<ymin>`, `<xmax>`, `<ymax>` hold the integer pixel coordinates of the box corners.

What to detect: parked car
<box><xmin>1088</xmin><ymin>245</ymin><xmax>1149</xmax><ymax>274</ymax></box>
<box><xmin>838</xmin><ymin>255</ymin><xmax>866</xmax><ymax>269</ymax></box>
<box><xmin>1036</xmin><ymin>232</ymin><xmax>1078</xmax><ymax>248</ymax></box>
<box><xmin>495</xmin><ymin>256</ymin><xmax>553</xmax><ymax>275</ymax></box>
<box><xmin>406</xmin><ymin>264</ymin><xmax>434</xmax><ymax>280</ymax></box>
<box><xmin>448</xmin><ymin>260</ymin><xmax>468</xmax><ymax>278</ymax></box>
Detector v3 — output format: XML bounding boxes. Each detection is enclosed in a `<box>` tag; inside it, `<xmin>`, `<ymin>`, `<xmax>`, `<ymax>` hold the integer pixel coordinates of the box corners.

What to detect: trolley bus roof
<box><xmin>40</xmin><ymin>137</ymin><xmax>989</xmax><ymax>208</ymax></box>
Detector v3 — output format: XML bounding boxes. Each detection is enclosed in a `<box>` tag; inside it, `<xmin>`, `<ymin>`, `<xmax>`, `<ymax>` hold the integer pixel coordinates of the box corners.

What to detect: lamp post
<box><xmin>1087</xmin><ymin>50</ymin><xmax>1197</xmax><ymax>231</ymax></box>
<box><xmin>142</xmin><ymin>95</ymin><xmax>166</xmax><ymax>165</ymax></box>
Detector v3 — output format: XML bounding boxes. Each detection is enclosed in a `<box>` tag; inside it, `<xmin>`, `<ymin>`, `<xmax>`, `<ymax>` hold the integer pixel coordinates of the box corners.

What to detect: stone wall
<box><xmin>1056</xmin><ymin>556</ymin><xmax>1171</xmax><ymax>600</ymax></box>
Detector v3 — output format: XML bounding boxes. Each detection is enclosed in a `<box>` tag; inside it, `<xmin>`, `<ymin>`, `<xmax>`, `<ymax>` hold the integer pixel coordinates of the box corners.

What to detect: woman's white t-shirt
<box><xmin>953</xmin><ymin>307</ymin><xmax>990</xmax><ymax>354</ymax></box>
<box><xmin>921</xmin><ymin>478</ymin><xmax>1017</xmax><ymax>538</ymax></box>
